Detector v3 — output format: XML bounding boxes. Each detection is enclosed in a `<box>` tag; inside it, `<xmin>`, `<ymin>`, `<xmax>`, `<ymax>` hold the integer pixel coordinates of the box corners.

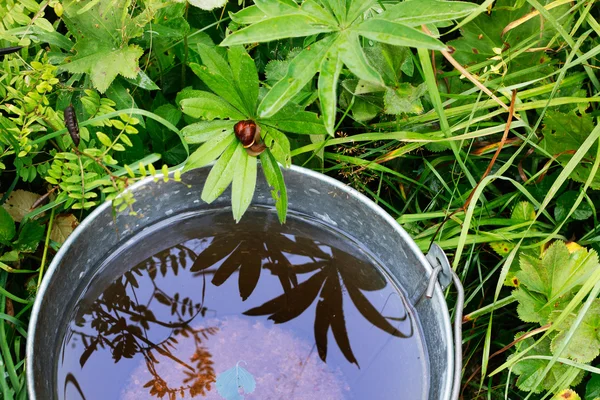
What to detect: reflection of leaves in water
<box><xmin>192</xmin><ymin>231</ymin><xmax>411</xmax><ymax>367</ymax></box>
<box><xmin>71</xmin><ymin>245</ymin><xmax>218</xmax><ymax>399</ymax></box>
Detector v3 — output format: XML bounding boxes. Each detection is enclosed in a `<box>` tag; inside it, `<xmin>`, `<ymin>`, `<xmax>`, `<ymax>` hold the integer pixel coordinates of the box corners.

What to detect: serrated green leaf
<box><xmin>490</xmin><ymin>241</ymin><xmax>515</xmax><ymax>257</ymax></box>
<box><xmin>512</xmin><ymin>201</ymin><xmax>536</xmax><ymax>222</ymax></box>
<box><xmin>338</xmin><ymin>32</ymin><xmax>384</xmax><ymax>85</ymax></box>
<box><xmin>61</xmin><ymin>43</ymin><xmax>144</xmax><ymax>93</ymax></box>
<box><xmin>318</xmin><ymin>48</ymin><xmax>343</xmax><ymax>136</ymax></box>
<box><xmin>221</xmin><ymin>14</ymin><xmax>334</xmax><ymax>46</ymax></box>
<box><xmin>509</xmin><ymin>335</ymin><xmax>584</xmax><ymax>393</ymax></box>
<box><xmin>364</xmin><ymin>43</ymin><xmax>414</xmax><ymax>85</ymax></box>
<box><xmin>0</xmin><ymin>207</ymin><xmax>16</xmax><ymax>243</ymax></box>
<box><xmin>354</xmin><ymin>19</ymin><xmax>446</xmax><ymax>50</ymax></box>
<box><xmin>13</xmin><ymin>221</ymin><xmax>45</xmax><ymax>252</ymax></box>
<box><xmin>378</xmin><ymin>0</ymin><xmax>478</xmax><ymax>26</ymax></box>
<box><xmin>513</xmin><ymin>242</ymin><xmax>600</xmax><ymax>324</ymax></box>
<box><xmin>184</xmin><ymin>132</ymin><xmax>236</xmax><ymax>172</ymax></box>
<box><xmin>555</xmin><ymin>191</ymin><xmax>593</xmax><ymax>221</ymax></box>
<box><xmin>540</xmin><ymin>111</ymin><xmax>598</xmax><ymax>189</ymax></box>
<box><xmin>258</xmin><ymin>35</ymin><xmax>337</xmax><ymax>118</ymax></box>
<box><xmin>180</xmin><ymin>93</ymin><xmax>246</xmax><ymax>121</ymax></box>
<box><xmin>201</xmin><ymin>141</ymin><xmax>244</xmax><ymax>203</ymax></box>
<box><xmin>551</xmin><ymin>300</ymin><xmax>600</xmax><ymax>363</ymax></box>
<box><xmin>228</xmin><ymin>46</ymin><xmax>259</xmax><ymax>116</ymax></box>
<box><xmin>260</xmin><ymin>150</ymin><xmax>288</xmax><ymax>223</ymax></box>
<box><xmin>181</xmin><ymin>120</ymin><xmax>234</xmax><ymax>144</ymax></box>
<box><xmin>383</xmin><ymin>83</ymin><xmax>427</xmax><ymax>115</ymax></box>
<box><xmin>447</xmin><ymin>0</ymin><xmax>569</xmax><ymax>76</ymax></box>
<box><xmin>232</xmin><ymin>150</ymin><xmax>257</xmax><ymax>222</ymax></box>
<box><xmin>261</xmin><ymin>126</ymin><xmax>291</xmax><ymax>168</ymax></box>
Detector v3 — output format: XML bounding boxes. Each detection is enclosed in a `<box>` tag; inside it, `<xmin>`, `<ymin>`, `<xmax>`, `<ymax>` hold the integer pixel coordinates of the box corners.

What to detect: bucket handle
<box><xmin>425</xmin><ymin>243</ymin><xmax>464</xmax><ymax>400</ymax></box>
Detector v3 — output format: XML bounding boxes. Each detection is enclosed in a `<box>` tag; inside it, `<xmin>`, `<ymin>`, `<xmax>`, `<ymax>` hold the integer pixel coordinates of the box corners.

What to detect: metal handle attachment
<box><xmin>426</xmin><ymin>243</ymin><xmax>464</xmax><ymax>400</ymax></box>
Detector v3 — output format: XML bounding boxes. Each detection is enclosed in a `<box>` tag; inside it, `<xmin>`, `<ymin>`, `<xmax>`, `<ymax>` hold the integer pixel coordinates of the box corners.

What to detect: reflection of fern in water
<box><xmin>71</xmin><ymin>244</ymin><xmax>218</xmax><ymax>399</ymax></box>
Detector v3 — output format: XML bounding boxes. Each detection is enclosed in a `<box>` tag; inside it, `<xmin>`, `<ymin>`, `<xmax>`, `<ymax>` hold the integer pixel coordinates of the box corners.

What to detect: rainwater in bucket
<box><xmin>28</xmin><ymin>166</ymin><xmax>462</xmax><ymax>400</ymax></box>
<box><xmin>57</xmin><ymin>209</ymin><xmax>428</xmax><ymax>399</ymax></box>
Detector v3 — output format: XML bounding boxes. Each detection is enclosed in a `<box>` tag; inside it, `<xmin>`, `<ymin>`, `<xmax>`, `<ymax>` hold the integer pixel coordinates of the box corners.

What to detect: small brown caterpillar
<box><xmin>0</xmin><ymin>46</ymin><xmax>22</xmax><ymax>57</ymax></box>
<box><xmin>63</xmin><ymin>105</ymin><xmax>80</xmax><ymax>147</ymax></box>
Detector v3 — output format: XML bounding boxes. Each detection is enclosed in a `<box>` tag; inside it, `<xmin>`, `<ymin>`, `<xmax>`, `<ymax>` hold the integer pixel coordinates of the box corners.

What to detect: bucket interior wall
<box><xmin>28</xmin><ymin>166</ymin><xmax>454</xmax><ymax>400</ymax></box>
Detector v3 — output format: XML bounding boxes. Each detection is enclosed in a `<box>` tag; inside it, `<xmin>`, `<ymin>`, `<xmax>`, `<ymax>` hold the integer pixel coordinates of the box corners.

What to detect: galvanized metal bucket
<box><xmin>27</xmin><ymin>165</ymin><xmax>463</xmax><ymax>400</ymax></box>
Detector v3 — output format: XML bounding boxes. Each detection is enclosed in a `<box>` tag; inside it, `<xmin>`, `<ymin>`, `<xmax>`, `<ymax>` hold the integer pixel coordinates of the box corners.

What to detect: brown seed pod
<box><xmin>234</xmin><ymin>120</ymin><xmax>260</xmax><ymax>148</ymax></box>
<box><xmin>64</xmin><ymin>105</ymin><xmax>80</xmax><ymax>147</ymax></box>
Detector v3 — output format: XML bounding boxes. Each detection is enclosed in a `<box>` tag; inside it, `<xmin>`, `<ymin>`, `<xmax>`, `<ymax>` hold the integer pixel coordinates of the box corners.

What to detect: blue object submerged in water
<box><xmin>216</xmin><ymin>361</ymin><xmax>256</xmax><ymax>400</ymax></box>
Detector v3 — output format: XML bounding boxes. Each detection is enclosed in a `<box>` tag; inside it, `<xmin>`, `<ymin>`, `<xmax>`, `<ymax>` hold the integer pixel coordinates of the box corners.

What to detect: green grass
<box><xmin>1</xmin><ymin>0</ymin><xmax>599</xmax><ymax>399</ymax></box>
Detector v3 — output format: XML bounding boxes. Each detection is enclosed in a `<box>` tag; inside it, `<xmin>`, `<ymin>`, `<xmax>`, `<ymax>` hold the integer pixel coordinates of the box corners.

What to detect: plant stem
<box><xmin>463</xmin><ymin>295</ymin><xmax>517</xmax><ymax>322</ymax></box>
<box><xmin>37</xmin><ymin>207</ymin><xmax>56</xmax><ymax>289</ymax></box>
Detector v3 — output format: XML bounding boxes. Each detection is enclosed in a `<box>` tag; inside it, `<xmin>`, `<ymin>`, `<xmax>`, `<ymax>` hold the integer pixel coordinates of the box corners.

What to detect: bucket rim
<box><xmin>26</xmin><ymin>164</ymin><xmax>454</xmax><ymax>399</ymax></box>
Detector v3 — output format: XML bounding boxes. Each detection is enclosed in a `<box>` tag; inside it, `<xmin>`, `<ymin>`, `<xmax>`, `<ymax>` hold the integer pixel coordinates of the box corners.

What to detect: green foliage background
<box><xmin>1</xmin><ymin>0</ymin><xmax>599</xmax><ymax>399</ymax></box>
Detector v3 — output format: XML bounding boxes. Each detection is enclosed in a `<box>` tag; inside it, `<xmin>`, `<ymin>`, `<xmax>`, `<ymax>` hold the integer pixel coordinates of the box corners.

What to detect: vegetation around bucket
<box><xmin>0</xmin><ymin>0</ymin><xmax>599</xmax><ymax>399</ymax></box>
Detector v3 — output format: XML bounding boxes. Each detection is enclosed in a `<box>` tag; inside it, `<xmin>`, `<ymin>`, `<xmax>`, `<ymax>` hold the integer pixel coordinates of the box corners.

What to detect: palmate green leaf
<box><xmin>540</xmin><ymin>111</ymin><xmax>599</xmax><ymax>189</ymax></box>
<box><xmin>228</xmin><ymin>46</ymin><xmax>259</xmax><ymax>116</ymax></box>
<box><xmin>232</xmin><ymin>150</ymin><xmax>257</xmax><ymax>222</ymax></box>
<box><xmin>512</xmin><ymin>241</ymin><xmax>600</xmax><ymax>324</ymax></box>
<box><xmin>260</xmin><ymin>150</ymin><xmax>288</xmax><ymax>224</ymax></box>
<box><xmin>318</xmin><ymin>48</ymin><xmax>343</xmax><ymax>136</ymax></box>
<box><xmin>226</xmin><ymin>0</ymin><xmax>475</xmax><ymax>127</ymax></box>
<box><xmin>346</xmin><ymin>0</ymin><xmax>377</xmax><ymax>23</ymax></box>
<box><xmin>509</xmin><ymin>335</ymin><xmax>585</xmax><ymax>393</ymax></box>
<box><xmin>228</xmin><ymin>5</ymin><xmax>268</xmax><ymax>24</ymax></box>
<box><xmin>180</xmin><ymin>93</ymin><xmax>246</xmax><ymax>121</ymax></box>
<box><xmin>551</xmin><ymin>300</ymin><xmax>600</xmax><ymax>364</ymax></box>
<box><xmin>258</xmin><ymin>34</ymin><xmax>337</xmax><ymax>118</ymax></box>
<box><xmin>61</xmin><ymin>42</ymin><xmax>143</xmax><ymax>93</ymax></box>
<box><xmin>262</xmin><ymin>110</ymin><xmax>327</xmax><ymax>135</ymax></box>
<box><xmin>183</xmin><ymin>132</ymin><xmax>236</xmax><ymax>172</ymax></box>
<box><xmin>201</xmin><ymin>141</ymin><xmax>244</xmax><ymax>204</ymax></box>
<box><xmin>338</xmin><ymin>31</ymin><xmax>384</xmax><ymax>85</ymax></box>
<box><xmin>353</xmin><ymin>19</ymin><xmax>446</xmax><ymax>50</ymax></box>
<box><xmin>254</xmin><ymin>0</ymin><xmax>299</xmax><ymax>15</ymax></box>
<box><xmin>60</xmin><ymin>0</ymin><xmax>153</xmax><ymax>92</ymax></box>
<box><xmin>221</xmin><ymin>14</ymin><xmax>334</xmax><ymax>46</ymax></box>
<box><xmin>261</xmin><ymin>126</ymin><xmax>291</xmax><ymax>167</ymax></box>
<box><xmin>189</xmin><ymin>63</ymin><xmax>249</xmax><ymax>116</ymax></box>
<box><xmin>181</xmin><ymin>120</ymin><xmax>234</xmax><ymax>144</ymax></box>
<box><xmin>378</xmin><ymin>0</ymin><xmax>478</xmax><ymax>26</ymax></box>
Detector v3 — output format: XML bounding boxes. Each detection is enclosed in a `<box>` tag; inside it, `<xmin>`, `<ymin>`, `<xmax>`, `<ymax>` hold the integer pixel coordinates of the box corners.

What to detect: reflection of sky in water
<box><xmin>121</xmin><ymin>317</ymin><xmax>350</xmax><ymax>400</ymax></box>
<box><xmin>58</xmin><ymin>212</ymin><xmax>427</xmax><ymax>400</ymax></box>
